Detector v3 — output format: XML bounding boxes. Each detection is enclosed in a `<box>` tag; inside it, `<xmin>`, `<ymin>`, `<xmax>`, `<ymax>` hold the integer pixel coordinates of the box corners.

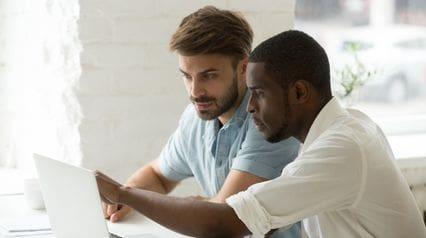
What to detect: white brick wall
<box><xmin>0</xmin><ymin>0</ymin><xmax>295</xmax><ymax>194</ymax></box>
<box><xmin>77</xmin><ymin>1</ymin><xmax>295</xmax><ymax>196</ymax></box>
<box><xmin>228</xmin><ymin>0</ymin><xmax>294</xmax><ymax>13</ymax></box>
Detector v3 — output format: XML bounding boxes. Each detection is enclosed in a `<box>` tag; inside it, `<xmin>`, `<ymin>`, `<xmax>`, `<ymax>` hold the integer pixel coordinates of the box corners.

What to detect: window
<box><xmin>295</xmin><ymin>0</ymin><xmax>426</xmax><ymax>160</ymax></box>
<box><xmin>0</xmin><ymin>1</ymin><xmax>81</xmax><ymax>171</ymax></box>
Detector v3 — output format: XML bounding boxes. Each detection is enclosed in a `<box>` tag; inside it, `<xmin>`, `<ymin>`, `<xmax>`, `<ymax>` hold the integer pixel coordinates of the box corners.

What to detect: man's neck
<box><xmin>295</xmin><ymin>96</ymin><xmax>332</xmax><ymax>143</ymax></box>
<box><xmin>295</xmin><ymin>111</ymin><xmax>318</xmax><ymax>143</ymax></box>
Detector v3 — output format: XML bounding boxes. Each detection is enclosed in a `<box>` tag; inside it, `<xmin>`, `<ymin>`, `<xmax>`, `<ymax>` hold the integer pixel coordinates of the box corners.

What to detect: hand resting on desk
<box><xmin>103</xmin><ymin>202</ymin><xmax>133</xmax><ymax>223</ymax></box>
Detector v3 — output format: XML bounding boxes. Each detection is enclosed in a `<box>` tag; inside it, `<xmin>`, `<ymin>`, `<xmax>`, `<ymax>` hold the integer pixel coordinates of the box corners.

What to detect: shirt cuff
<box><xmin>226</xmin><ymin>191</ymin><xmax>273</xmax><ymax>238</ymax></box>
<box><xmin>232</xmin><ymin>157</ymin><xmax>282</xmax><ymax>180</ymax></box>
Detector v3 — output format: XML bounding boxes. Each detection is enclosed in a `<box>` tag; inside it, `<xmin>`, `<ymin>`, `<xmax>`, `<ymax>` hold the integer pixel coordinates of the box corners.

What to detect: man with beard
<box><xmin>97</xmin><ymin>30</ymin><xmax>426</xmax><ymax>237</ymax></box>
<box><xmin>103</xmin><ymin>6</ymin><xmax>300</xmax><ymax>238</ymax></box>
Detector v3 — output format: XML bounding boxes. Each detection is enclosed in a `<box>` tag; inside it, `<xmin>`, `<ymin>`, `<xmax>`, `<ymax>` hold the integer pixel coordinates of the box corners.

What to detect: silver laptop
<box><xmin>34</xmin><ymin>154</ymin><xmax>126</xmax><ymax>238</ymax></box>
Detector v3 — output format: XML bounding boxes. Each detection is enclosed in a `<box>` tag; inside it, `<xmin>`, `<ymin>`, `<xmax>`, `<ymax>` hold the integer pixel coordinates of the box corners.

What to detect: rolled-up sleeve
<box><xmin>226</xmin><ymin>134</ymin><xmax>364</xmax><ymax>237</ymax></box>
<box><xmin>226</xmin><ymin>190</ymin><xmax>275</xmax><ymax>238</ymax></box>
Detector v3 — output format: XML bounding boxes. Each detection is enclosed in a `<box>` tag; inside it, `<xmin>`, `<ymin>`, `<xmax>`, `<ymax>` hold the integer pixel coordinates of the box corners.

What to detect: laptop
<box><xmin>33</xmin><ymin>154</ymin><xmax>155</xmax><ymax>238</ymax></box>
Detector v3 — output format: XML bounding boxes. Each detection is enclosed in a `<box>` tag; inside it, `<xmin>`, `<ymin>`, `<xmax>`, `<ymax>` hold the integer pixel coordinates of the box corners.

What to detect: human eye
<box><xmin>255</xmin><ymin>90</ymin><xmax>265</xmax><ymax>98</ymax></box>
<box><xmin>204</xmin><ymin>73</ymin><xmax>218</xmax><ymax>80</ymax></box>
<box><xmin>181</xmin><ymin>73</ymin><xmax>192</xmax><ymax>81</ymax></box>
<box><xmin>250</xmin><ymin>89</ymin><xmax>262</xmax><ymax>99</ymax></box>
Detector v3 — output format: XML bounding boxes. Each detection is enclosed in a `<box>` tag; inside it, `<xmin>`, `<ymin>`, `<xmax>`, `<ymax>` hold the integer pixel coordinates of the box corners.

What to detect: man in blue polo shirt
<box><xmin>104</xmin><ymin>6</ymin><xmax>300</xmax><ymax>237</ymax></box>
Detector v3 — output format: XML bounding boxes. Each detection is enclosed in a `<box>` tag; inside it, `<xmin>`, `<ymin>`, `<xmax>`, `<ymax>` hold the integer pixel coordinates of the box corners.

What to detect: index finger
<box><xmin>95</xmin><ymin>171</ymin><xmax>121</xmax><ymax>186</ymax></box>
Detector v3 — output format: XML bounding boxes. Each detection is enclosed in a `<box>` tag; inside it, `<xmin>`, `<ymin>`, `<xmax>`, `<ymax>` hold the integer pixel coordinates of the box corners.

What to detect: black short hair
<box><xmin>249</xmin><ymin>30</ymin><xmax>331</xmax><ymax>99</ymax></box>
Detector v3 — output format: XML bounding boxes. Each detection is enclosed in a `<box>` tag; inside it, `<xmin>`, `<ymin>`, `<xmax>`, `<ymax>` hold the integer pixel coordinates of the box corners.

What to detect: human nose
<box><xmin>247</xmin><ymin>94</ymin><xmax>256</xmax><ymax>113</ymax></box>
<box><xmin>190</xmin><ymin>78</ymin><xmax>206</xmax><ymax>98</ymax></box>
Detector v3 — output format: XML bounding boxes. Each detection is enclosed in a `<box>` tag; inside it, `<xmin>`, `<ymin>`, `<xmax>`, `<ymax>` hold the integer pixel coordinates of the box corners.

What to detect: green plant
<box><xmin>334</xmin><ymin>42</ymin><xmax>377</xmax><ymax>99</ymax></box>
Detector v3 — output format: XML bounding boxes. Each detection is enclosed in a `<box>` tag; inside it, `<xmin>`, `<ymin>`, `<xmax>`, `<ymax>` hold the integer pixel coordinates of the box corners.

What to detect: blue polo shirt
<box><xmin>158</xmin><ymin>91</ymin><xmax>299</xmax><ymax>196</ymax></box>
<box><xmin>158</xmin><ymin>91</ymin><xmax>301</xmax><ymax>237</ymax></box>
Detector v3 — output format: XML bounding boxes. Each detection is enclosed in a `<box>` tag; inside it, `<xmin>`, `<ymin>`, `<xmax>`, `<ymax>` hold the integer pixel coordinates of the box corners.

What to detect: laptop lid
<box><xmin>34</xmin><ymin>154</ymin><xmax>110</xmax><ymax>238</ymax></box>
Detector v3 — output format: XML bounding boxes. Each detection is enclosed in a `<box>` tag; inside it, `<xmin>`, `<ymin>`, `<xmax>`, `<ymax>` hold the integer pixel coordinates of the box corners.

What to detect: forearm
<box><xmin>209</xmin><ymin>170</ymin><xmax>267</xmax><ymax>204</ymax></box>
<box><xmin>119</xmin><ymin>187</ymin><xmax>249</xmax><ymax>238</ymax></box>
<box><xmin>209</xmin><ymin>196</ymin><xmax>224</xmax><ymax>203</ymax></box>
<box><xmin>126</xmin><ymin>161</ymin><xmax>177</xmax><ymax>194</ymax></box>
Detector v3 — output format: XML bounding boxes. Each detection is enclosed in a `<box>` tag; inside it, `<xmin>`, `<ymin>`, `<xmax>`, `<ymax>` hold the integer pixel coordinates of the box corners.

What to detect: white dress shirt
<box><xmin>227</xmin><ymin>97</ymin><xmax>426</xmax><ymax>238</ymax></box>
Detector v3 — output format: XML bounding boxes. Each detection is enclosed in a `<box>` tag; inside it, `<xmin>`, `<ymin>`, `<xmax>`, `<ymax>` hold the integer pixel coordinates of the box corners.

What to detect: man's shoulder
<box><xmin>177</xmin><ymin>104</ymin><xmax>207</xmax><ymax>131</ymax></box>
<box><xmin>180</xmin><ymin>104</ymin><xmax>196</xmax><ymax>121</ymax></box>
<box><xmin>313</xmin><ymin>110</ymin><xmax>382</xmax><ymax>157</ymax></box>
<box><xmin>329</xmin><ymin>109</ymin><xmax>380</xmax><ymax>144</ymax></box>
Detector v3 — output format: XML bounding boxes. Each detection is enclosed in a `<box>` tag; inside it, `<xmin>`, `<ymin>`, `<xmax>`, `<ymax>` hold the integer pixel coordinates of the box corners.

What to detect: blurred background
<box><xmin>0</xmin><ymin>0</ymin><xmax>425</xmax><ymax>200</ymax></box>
<box><xmin>295</xmin><ymin>0</ymin><xmax>426</xmax><ymax>163</ymax></box>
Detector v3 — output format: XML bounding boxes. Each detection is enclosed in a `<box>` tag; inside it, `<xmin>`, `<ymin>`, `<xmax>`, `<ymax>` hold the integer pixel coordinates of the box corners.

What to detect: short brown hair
<box><xmin>169</xmin><ymin>6</ymin><xmax>253</xmax><ymax>61</ymax></box>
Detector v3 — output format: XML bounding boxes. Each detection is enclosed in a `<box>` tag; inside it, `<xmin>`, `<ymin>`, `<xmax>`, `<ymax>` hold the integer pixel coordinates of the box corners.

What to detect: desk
<box><xmin>0</xmin><ymin>194</ymin><xmax>189</xmax><ymax>238</ymax></box>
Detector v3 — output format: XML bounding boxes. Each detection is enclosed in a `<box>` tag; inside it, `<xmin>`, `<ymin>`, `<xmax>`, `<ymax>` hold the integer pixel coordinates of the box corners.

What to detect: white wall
<box><xmin>0</xmin><ymin>0</ymin><xmax>82</xmax><ymax>175</ymax></box>
<box><xmin>77</xmin><ymin>0</ymin><xmax>295</xmax><ymax>184</ymax></box>
<box><xmin>0</xmin><ymin>0</ymin><xmax>295</xmax><ymax>193</ymax></box>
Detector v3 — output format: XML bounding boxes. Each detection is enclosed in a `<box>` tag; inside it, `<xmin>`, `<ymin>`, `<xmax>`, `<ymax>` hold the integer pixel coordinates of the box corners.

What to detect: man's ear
<box><xmin>239</xmin><ymin>57</ymin><xmax>249</xmax><ymax>81</ymax></box>
<box><xmin>241</xmin><ymin>57</ymin><xmax>248</xmax><ymax>73</ymax></box>
<box><xmin>291</xmin><ymin>80</ymin><xmax>310</xmax><ymax>104</ymax></box>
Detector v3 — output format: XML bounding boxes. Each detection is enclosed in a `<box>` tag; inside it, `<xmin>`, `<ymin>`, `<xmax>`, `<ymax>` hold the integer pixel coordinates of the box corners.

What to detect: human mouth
<box><xmin>195</xmin><ymin>102</ymin><xmax>213</xmax><ymax>111</ymax></box>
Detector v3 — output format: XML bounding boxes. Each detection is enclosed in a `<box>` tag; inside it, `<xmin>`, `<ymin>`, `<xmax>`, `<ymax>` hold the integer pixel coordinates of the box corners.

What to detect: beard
<box><xmin>190</xmin><ymin>73</ymin><xmax>239</xmax><ymax>121</ymax></box>
<box><xmin>266</xmin><ymin>122</ymin><xmax>289</xmax><ymax>143</ymax></box>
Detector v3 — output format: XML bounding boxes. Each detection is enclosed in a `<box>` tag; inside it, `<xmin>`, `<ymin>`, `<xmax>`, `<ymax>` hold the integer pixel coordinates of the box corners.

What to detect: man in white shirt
<box><xmin>96</xmin><ymin>30</ymin><xmax>426</xmax><ymax>237</ymax></box>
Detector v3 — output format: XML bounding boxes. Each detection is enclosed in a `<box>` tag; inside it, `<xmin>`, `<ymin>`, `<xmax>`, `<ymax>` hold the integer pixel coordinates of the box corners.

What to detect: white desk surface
<box><xmin>0</xmin><ymin>194</ymin><xmax>190</xmax><ymax>238</ymax></box>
